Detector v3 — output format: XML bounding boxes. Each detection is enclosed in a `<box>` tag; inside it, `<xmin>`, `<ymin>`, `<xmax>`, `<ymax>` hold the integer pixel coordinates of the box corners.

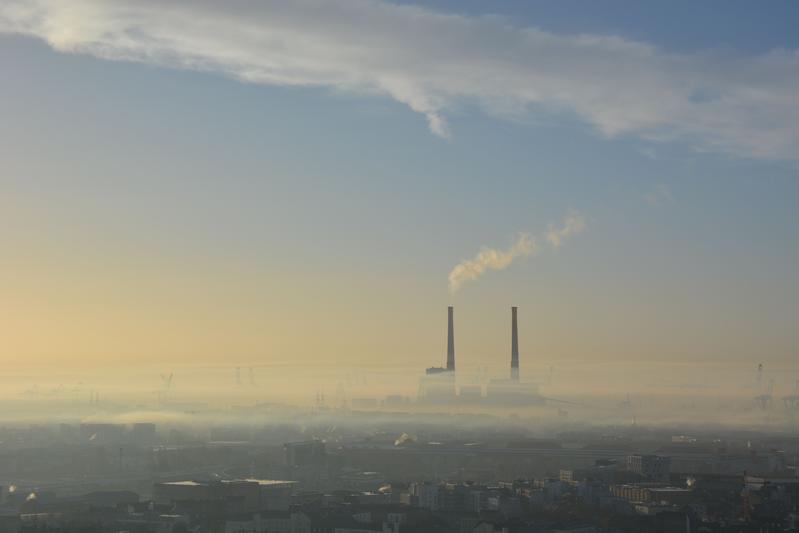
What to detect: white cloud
<box><xmin>2</xmin><ymin>0</ymin><xmax>799</xmax><ymax>158</ymax></box>
<box><xmin>448</xmin><ymin>233</ymin><xmax>537</xmax><ymax>293</ymax></box>
<box><xmin>545</xmin><ymin>211</ymin><xmax>586</xmax><ymax>248</ymax></box>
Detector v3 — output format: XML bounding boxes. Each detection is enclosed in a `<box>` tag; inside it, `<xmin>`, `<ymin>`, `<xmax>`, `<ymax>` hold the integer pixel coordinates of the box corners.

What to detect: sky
<box><xmin>0</xmin><ymin>0</ymin><xmax>798</xmax><ymax>380</ymax></box>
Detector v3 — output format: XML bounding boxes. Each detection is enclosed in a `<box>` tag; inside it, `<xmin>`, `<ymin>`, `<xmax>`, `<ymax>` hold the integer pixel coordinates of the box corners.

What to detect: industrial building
<box><xmin>418</xmin><ymin>306</ymin><xmax>545</xmax><ymax>406</ymax></box>
<box><xmin>625</xmin><ymin>455</ymin><xmax>671</xmax><ymax>482</ymax></box>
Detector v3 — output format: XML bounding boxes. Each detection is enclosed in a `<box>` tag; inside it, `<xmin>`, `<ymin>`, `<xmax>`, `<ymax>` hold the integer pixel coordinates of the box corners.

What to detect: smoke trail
<box><xmin>545</xmin><ymin>211</ymin><xmax>586</xmax><ymax>248</ymax></box>
<box><xmin>448</xmin><ymin>211</ymin><xmax>586</xmax><ymax>292</ymax></box>
<box><xmin>448</xmin><ymin>233</ymin><xmax>537</xmax><ymax>293</ymax></box>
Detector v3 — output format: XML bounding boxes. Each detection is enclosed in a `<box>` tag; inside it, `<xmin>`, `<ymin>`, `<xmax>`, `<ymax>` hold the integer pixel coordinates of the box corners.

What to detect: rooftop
<box><xmin>158</xmin><ymin>479</ymin><xmax>296</xmax><ymax>487</ymax></box>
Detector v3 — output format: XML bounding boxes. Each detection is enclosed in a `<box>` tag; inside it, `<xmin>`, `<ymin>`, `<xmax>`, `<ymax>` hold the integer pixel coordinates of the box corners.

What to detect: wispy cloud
<box><xmin>448</xmin><ymin>233</ymin><xmax>537</xmax><ymax>293</ymax></box>
<box><xmin>1</xmin><ymin>0</ymin><xmax>798</xmax><ymax>158</ymax></box>
<box><xmin>449</xmin><ymin>212</ymin><xmax>586</xmax><ymax>292</ymax></box>
<box><xmin>545</xmin><ymin>211</ymin><xmax>586</xmax><ymax>248</ymax></box>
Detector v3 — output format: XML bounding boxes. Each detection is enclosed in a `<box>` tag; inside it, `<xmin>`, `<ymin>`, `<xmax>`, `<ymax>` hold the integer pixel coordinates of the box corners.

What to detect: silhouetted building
<box><xmin>626</xmin><ymin>455</ymin><xmax>671</xmax><ymax>482</ymax></box>
<box><xmin>420</xmin><ymin>307</ymin><xmax>457</xmax><ymax>402</ymax></box>
<box><xmin>153</xmin><ymin>479</ymin><xmax>295</xmax><ymax>513</ymax></box>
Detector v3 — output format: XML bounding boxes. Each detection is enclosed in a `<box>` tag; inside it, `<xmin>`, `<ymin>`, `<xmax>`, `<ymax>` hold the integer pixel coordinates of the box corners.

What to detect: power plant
<box><xmin>418</xmin><ymin>306</ymin><xmax>545</xmax><ymax>406</ymax></box>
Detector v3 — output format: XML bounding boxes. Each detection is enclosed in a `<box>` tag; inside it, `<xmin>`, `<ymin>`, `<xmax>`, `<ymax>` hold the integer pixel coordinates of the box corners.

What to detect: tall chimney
<box><xmin>511</xmin><ymin>306</ymin><xmax>519</xmax><ymax>380</ymax></box>
<box><xmin>446</xmin><ymin>306</ymin><xmax>455</xmax><ymax>371</ymax></box>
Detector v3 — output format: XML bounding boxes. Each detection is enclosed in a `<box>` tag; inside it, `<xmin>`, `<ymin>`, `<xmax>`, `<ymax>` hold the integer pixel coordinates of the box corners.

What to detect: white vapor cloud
<box><xmin>545</xmin><ymin>211</ymin><xmax>586</xmax><ymax>248</ymax></box>
<box><xmin>449</xmin><ymin>212</ymin><xmax>587</xmax><ymax>292</ymax></box>
<box><xmin>448</xmin><ymin>233</ymin><xmax>537</xmax><ymax>293</ymax></box>
<box><xmin>2</xmin><ymin>0</ymin><xmax>799</xmax><ymax>157</ymax></box>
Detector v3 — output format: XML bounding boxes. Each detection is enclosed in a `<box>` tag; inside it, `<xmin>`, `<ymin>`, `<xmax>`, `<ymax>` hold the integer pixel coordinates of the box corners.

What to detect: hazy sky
<box><xmin>1</xmin><ymin>0</ymin><xmax>798</xmax><ymax>376</ymax></box>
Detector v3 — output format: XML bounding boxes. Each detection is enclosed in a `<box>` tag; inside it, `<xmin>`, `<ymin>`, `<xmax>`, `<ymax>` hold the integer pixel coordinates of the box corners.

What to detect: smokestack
<box><xmin>446</xmin><ymin>306</ymin><xmax>455</xmax><ymax>371</ymax></box>
<box><xmin>511</xmin><ymin>306</ymin><xmax>519</xmax><ymax>380</ymax></box>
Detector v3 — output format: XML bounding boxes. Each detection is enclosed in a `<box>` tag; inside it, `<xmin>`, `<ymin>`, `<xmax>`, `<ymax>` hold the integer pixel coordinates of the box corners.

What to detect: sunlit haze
<box><xmin>3</xmin><ymin>3</ymin><xmax>799</xmax><ymax>532</ymax></box>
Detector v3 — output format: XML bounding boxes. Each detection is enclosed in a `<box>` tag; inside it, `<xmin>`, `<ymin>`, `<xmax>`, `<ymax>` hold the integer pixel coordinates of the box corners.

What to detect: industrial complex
<box><xmin>418</xmin><ymin>306</ymin><xmax>545</xmax><ymax>406</ymax></box>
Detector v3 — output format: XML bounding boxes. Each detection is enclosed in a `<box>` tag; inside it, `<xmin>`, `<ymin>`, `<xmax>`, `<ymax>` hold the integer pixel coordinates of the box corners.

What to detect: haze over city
<box><xmin>1</xmin><ymin>2</ymin><xmax>799</xmax><ymax>532</ymax></box>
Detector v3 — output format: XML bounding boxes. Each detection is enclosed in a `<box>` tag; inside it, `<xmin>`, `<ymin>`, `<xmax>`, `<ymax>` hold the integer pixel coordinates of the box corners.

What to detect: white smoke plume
<box><xmin>449</xmin><ymin>212</ymin><xmax>586</xmax><ymax>292</ymax></box>
<box><xmin>545</xmin><ymin>211</ymin><xmax>586</xmax><ymax>248</ymax></box>
<box><xmin>448</xmin><ymin>233</ymin><xmax>537</xmax><ymax>293</ymax></box>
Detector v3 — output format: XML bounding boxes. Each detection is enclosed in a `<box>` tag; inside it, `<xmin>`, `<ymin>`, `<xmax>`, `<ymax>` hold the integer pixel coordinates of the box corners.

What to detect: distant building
<box><xmin>419</xmin><ymin>307</ymin><xmax>458</xmax><ymax>403</ymax></box>
<box><xmin>224</xmin><ymin>511</ymin><xmax>309</xmax><ymax>533</ymax></box>
<box><xmin>560</xmin><ymin>470</ymin><xmax>575</xmax><ymax>483</ymax></box>
<box><xmin>410</xmin><ymin>483</ymin><xmax>439</xmax><ymax>511</ymax></box>
<box><xmin>626</xmin><ymin>455</ymin><xmax>671</xmax><ymax>481</ymax></box>
<box><xmin>153</xmin><ymin>479</ymin><xmax>296</xmax><ymax>514</ymax></box>
<box><xmin>419</xmin><ymin>306</ymin><xmax>547</xmax><ymax>407</ymax></box>
<box><xmin>418</xmin><ymin>371</ymin><xmax>456</xmax><ymax>403</ymax></box>
<box><xmin>610</xmin><ymin>483</ymin><xmax>693</xmax><ymax>506</ymax></box>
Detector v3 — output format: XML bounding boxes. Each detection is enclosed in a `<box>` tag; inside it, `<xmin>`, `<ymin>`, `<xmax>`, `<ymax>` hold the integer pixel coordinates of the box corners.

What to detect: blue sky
<box><xmin>0</xmin><ymin>1</ymin><xmax>797</xmax><ymax>371</ymax></box>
